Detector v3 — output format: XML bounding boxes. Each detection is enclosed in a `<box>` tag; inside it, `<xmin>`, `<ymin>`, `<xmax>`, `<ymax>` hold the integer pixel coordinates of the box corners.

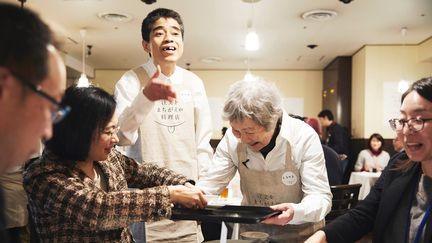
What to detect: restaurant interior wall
<box><xmin>351</xmin><ymin>44</ymin><xmax>432</xmax><ymax>140</ymax></box>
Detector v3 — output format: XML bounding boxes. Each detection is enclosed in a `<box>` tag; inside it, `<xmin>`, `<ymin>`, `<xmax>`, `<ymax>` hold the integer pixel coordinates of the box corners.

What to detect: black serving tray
<box><xmin>171</xmin><ymin>205</ymin><xmax>281</xmax><ymax>224</ymax></box>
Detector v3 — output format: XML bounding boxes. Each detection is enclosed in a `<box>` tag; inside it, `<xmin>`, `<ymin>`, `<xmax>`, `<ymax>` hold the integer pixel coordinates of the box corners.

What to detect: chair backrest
<box><xmin>326</xmin><ymin>183</ymin><xmax>362</xmax><ymax>222</ymax></box>
<box><xmin>322</xmin><ymin>145</ymin><xmax>343</xmax><ymax>185</ymax></box>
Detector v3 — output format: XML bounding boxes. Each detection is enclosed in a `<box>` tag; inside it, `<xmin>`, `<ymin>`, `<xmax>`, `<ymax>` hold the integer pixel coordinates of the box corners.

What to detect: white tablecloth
<box><xmin>348</xmin><ymin>171</ymin><xmax>381</xmax><ymax>200</ymax></box>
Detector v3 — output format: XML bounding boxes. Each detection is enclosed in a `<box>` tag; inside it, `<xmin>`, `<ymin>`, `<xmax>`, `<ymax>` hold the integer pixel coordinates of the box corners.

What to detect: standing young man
<box><xmin>317</xmin><ymin>110</ymin><xmax>350</xmax><ymax>174</ymax></box>
<box><xmin>114</xmin><ymin>8</ymin><xmax>213</xmax><ymax>242</ymax></box>
<box><xmin>0</xmin><ymin>3</ymin><xmax>67</xmax><ymax>242</ymax></box>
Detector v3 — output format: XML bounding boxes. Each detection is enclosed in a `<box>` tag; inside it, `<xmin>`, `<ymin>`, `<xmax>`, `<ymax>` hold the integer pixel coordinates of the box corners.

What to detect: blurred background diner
<box><xmin>354</xmin><ymin>133</ymin><xmax>390</xmax><ymax>172</ymax></box>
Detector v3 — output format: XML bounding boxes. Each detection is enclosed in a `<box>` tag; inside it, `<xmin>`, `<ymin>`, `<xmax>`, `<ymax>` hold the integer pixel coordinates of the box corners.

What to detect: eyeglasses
<box><xmin>11</xmin><ymin>71</ymin><xmax>70</xmax><ymax>124</ymax></box>
<box><xmin>388</xmin><ymin>118</ymin><xmax>432</xmax><ymax>132</ymax></box>
<box><xmin>102</xmin><ymin>126</ymin><xmax>120</xmax><ymax>138</ymax></box>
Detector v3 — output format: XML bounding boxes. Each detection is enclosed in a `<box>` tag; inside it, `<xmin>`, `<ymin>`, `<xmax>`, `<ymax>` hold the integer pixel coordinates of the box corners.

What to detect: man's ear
<box><xmin>142</xmin><ymin>40</ymin><xmax>152</xmax><ymax>57</ymax></box>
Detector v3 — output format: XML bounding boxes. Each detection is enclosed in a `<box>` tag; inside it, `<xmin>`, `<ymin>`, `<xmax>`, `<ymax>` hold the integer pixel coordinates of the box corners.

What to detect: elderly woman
<box><xmin>306</xmin><ymin>77</ymin><xmax>432</xmax><ymax>243</ymax></box>
<box><xmin>197</xmin><ymin>79</ymin><xmax>331</xmax><ymax>242</ymax></box>
<box><xmin>23</xmin><ymin>86</ymin><xmax>207</xmax><ymax>242</ymax></box>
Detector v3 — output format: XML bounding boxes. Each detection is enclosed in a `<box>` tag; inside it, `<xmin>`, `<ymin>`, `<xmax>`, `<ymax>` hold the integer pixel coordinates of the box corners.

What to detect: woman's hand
<box><xmin>168</xmin><ymin>185</ymin><xmax>207</xmax><ymax>209</ymax></box>
<box><xmin>304</xmin><ymin>230</ymin><xmax>327</xmax><ymax>243</ymax></box>
<box><xmin>261</xmin><ymin>203</ymin><xmax>294</xmax><ymax>225</ymax></box>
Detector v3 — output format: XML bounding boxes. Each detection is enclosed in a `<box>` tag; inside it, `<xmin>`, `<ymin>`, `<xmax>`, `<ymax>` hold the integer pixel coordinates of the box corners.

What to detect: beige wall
<box><xmin>93</xmin><ymin>70</ymin><xmax>127</xmax><ymax>94</ymax></box>
<box><xmin>419</xmin><ymin>37</ymin><xmax>432</xmax><ymax>62</ymax></box>
<box><xmin>352</xmin><ymin>44</ymin><xmax>432</xmax><ymax>139</ymax></box>
<box><xmin>194</xmin><ymin>70</ymin><xmax>323</xmax><ymax>118</ymax></box>
<box><xmin>351</xmin><ymin>48</ymin><xmax>366</xmax><ymax>138</ymax></box>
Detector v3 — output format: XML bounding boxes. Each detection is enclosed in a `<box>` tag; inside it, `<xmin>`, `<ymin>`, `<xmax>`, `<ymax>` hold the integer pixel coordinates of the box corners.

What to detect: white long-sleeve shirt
<box><xmin>197</xmin><ymin>111</ymin><xmax>332</xmax><ymax>224</ymax></box>
<box><xmin>114</xmin><ymin>60</ymin><xmax>213</xmax><ymax>177</ymax></box>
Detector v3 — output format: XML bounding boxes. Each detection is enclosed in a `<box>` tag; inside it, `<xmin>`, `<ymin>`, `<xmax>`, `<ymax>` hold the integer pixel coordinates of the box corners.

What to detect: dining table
<box><xmin>348</xmin><ymin>171</ymin><xmax>382</xmax><ymax>200</ymax></box>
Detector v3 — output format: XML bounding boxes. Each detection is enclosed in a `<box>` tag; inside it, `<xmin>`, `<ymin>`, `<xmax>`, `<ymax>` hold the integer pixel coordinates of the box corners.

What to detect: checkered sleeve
<box><xmin>27</xmin><ymin>172</ymin><xmax>171</xmax><ymax>232</ymax></box>
<box><xmin>113</xmin><ymin>150</ymin><xmax>190</xmax><ymax>188</ymax></box>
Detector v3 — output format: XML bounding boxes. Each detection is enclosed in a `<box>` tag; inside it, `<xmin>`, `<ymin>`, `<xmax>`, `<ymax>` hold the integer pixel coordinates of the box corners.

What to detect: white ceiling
<box><xmin>4</xmin><ymin>0</ymin><xmax>432</xmax><ymax>72</ymax></box>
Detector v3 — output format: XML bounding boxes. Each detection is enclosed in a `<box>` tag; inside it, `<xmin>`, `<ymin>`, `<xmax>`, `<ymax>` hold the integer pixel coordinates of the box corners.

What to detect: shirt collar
<box><xmin>144</xmin><ymin>59</ymin><xmax>183</xmax><ymax>84</ymax></box>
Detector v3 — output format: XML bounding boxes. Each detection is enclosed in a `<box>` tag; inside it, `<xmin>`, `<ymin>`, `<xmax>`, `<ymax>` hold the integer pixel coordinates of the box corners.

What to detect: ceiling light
<box><xmin>243</xmin><ymin>70</ymin><xmax>259</xmax><ymax>82</ymax></box>
<box><xmin>77</xmin><ymin>29</ymin><xmax>90</xmax><ymax>87</ymax></box>
<box><xmin>245</xmin><ymin>29</ymin><xmax>260</xmax><ymax>51</ymax></box>
<box><xmin>302</xmin><ymin>10</ymin><xmax>337</xmax><ymax>22</ymax></box>
<box><xmin>243</xmin><ymin>0</ymin><xmax>260</xmax><ymax>51</ymax></box>
<box><xmin>97</xmin><ymin>12</ymin><xmax>133</xmax><ymax>23</ymax></box>
<box><xmin>398</xmin><ymin>27</ymin><xmax>409</xmax><ymax>93</ymax></box>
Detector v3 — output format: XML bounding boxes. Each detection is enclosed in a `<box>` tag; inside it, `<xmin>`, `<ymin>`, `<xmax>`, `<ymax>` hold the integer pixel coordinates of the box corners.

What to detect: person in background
<box><xmin>354</xmin><ymin>133</ymin><xmax>390</xmax><ymax>172</ymax></box>
<box><xmin>289</xmin><ymin>114</ymin><xmax>342</xmax><ymax>185</ymax></box>
<box><xmin>317</xmin><ymin>110</ymin><xmax>350</xmax><ymax>174</ymax></box>
<box><xmin>0</xmin><ymin>4</ymin><xmax>67</xmax><ymax>242</ymax></box>
<box><xmin>306</xmin><ymin>117</ymin><xmax>343</xmax><ymax>185</ymax></box>
<box><xmin>114</xmin><ymin>8</ymin><xmax>213</xmax><ymax>242</ymax></box>
<box><xmin>393</xmin><ymin>135</ymin><xmax>404</xmax><ymax>153</ymax></box>
<box><xmin>305</xmin><ymin>117</ymin><xmax>321</xmax><ymax>138</ymax></box>
<box><xmin>197</xmin><ymin>79</ymin><xmax>331</xmax><ymax>242</ymax></box>
<box><xmin>24</xmin><ymin>86</ymin><xmax>207</xmax><ymax>242</ymax></box>
<box><xmin>306</xmin><ymin>77</ymin><xmax>432</xmax><ymax>243</ymax></box>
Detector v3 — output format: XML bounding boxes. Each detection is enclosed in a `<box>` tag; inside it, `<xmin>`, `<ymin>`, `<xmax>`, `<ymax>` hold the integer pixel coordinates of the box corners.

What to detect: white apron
<box><xmin>133</xmin><ymin>67</ymin><xmax>201</xmax><ymax>243</ymax></box>
<box><xmin>237</xmin><ymin>143</ymin><xmax>324</xmax><ymax>243</ymax></box>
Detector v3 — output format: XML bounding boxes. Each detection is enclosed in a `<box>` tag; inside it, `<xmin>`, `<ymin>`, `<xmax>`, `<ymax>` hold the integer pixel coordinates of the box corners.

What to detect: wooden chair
<box><xmin>326</xmin><ymin>183</ymin><xmax>362</xmax><ymax>223</ymax></box>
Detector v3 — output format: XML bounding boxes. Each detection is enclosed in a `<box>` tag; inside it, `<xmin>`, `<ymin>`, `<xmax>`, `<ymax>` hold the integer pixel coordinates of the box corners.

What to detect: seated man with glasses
<box><xmin>306</xmin><ymin>76</ymin><xmax>432</xmax><ymax>243</ymax></box>
<box><xmin>0</xmin><ymin>4</ymin><xmax>68</xmax><ymax>243</ymax></box>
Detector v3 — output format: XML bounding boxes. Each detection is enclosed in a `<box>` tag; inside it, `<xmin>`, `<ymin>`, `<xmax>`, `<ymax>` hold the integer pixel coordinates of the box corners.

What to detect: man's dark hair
<box><xmin>45</xmin><ymin>86</ymin><xmax>116</xmax><ymax>161</ymax></box>
<box><xmin>318</xmin><ymin>109</ymin><xmax>334</xmax><ymax>121</ymax></box>
<box><xmin>141</xmin><ymin>8</ymin><xmax>184</xmax><ymax>42</ymax></box>
<box><xmin>0</xmin><ymin>3</ymin><xmax>52</xmax><ymax>85</ymax></box>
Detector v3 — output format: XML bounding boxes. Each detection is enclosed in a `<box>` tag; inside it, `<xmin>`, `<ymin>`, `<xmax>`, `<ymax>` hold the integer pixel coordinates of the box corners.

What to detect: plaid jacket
<box><xmin>23</xmin><ymin>149</ymin><xmax>189</xmax><ymax>243</ymax></box>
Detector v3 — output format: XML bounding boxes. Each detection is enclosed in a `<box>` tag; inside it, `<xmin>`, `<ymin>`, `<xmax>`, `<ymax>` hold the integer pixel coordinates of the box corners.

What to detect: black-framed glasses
<box><xmin>11</xmin><ymin>72</ymin><xmax>71</xmax><ymax>124</ymax></box>
<box><xmin>388</xmin><ymin>118</ymin><xmax>432</xmax><ymax>132</ymax></box>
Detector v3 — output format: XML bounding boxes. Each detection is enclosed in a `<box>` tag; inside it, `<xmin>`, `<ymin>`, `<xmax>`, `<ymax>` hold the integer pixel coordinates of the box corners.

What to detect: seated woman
<box><xmin>354</xmin><ymin>133</ymin><xmax>390</xmax><ymax>172</ymax></box>
<box><xmin>306</xmin><ymin>77</ymin><xmax>432</xmax><ymax>242</ymax></box>
<box><xmin>23</xmin><ymin>86</ymin><xmax>207</xmax><ymax>242</ymax></box>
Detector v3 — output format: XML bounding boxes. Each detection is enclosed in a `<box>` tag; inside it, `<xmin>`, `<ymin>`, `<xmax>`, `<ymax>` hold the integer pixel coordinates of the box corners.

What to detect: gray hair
<box><xmin>222</xmin><ymin>79</ymin><xmax>283</xmax><ymax>131</ymax></box>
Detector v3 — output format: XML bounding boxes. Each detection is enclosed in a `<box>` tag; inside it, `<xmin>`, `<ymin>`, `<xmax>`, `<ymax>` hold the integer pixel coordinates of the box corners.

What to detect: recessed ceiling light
<box><xmin>201</xmin><ymin>56</ymin><xmax>223</xmax><ymax>63</ymax></box>
<box><xmin>97</xmin><ymin>12</ymin><xmax>133</xmax><ymax>23</ymax></box>
<box><xmin>302</xmin><ymin>10</ymin><xmax>337</xmax><ymax>22</ymax></box>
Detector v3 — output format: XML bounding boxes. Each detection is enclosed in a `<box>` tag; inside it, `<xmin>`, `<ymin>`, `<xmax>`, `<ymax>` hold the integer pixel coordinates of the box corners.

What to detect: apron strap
<box><xmin>132</xmin><ymin>66</ymin><xmax>150</xmax><ymax>87</ymax></box>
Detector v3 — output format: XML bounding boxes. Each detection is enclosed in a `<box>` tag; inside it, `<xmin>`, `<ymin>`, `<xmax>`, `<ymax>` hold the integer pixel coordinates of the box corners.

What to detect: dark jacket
<box><xmin>323</xmin><ymin>152</ymin><xmax>432</xmax><ymax>243</ymax></box>
<box><xmin>326</xmin><ymin>122</ymin><xmax>349</xmax><ymax>156</ymax></box>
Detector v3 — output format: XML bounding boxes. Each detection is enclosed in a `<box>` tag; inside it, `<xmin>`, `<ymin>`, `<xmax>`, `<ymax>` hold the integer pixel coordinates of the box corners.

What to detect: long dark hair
<box><xmin>394</xmin><ymin>77</ymin><xmax>432</xmax><ymax>172</ymax></box>
<box><xmin>45</xmin><ymin>86</ymin><xmax>116</xmax><ymax>161</ymax></box>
